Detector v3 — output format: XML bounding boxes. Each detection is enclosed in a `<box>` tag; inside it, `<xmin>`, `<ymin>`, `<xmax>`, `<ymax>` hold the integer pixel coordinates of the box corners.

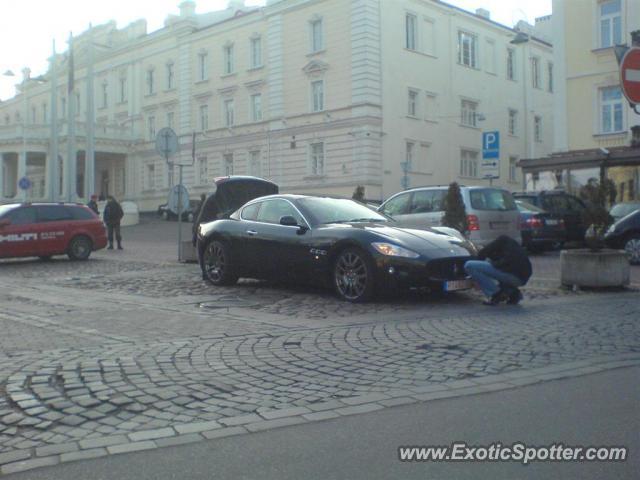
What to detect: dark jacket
<box><xmin>87</xmin><ymin>200</ymin><xmax>99</xmax><ymax>215</ymax></box>
<box><xmin>103</xmin><ymin>200</ymin><xmax>124</xmax><ymax>226</ymax></box>
<box><xmin>478</xmin><ymin>235</ymin><xmax>532</xmax><ymax>284</ymax></box>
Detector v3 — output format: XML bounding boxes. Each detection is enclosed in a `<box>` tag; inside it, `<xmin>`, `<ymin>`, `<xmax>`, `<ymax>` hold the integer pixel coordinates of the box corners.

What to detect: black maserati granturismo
<box><xmin>197</xmin><ymin>195</ymin><xmax>478</xmax><ymax>302</ymax></box>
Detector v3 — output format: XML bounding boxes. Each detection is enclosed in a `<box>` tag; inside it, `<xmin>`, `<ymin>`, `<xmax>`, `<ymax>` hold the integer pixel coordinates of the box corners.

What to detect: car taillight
<box><xmin>467</xmin><ymin>214</ymin><xmax>480</xmax><ymax>231</ymax></box>
<box><xmin>526</xmin><ymin>217</ymin><xmax>544</xmax><ymax>229</ymax></box>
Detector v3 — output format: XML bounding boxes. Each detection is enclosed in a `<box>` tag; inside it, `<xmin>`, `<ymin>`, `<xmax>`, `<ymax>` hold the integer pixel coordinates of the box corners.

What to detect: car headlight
<box><xmin>372</xmin><ymin>242</ymin><xmax>420</xmax><ymax>258</ymax></box>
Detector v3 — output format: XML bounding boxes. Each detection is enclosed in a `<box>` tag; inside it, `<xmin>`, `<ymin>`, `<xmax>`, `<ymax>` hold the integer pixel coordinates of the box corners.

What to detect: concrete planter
<box><xmin>560</xmin><ymin>249</ymin><xmax>630</xmax><ymax>288</ymax></box>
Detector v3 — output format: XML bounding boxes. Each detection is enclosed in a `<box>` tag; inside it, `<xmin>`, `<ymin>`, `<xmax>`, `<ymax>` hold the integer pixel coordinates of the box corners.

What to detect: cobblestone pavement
<box><xmin>0</xmin><ymin>218</ymin><xmax>638</xmax><ymax>475</ymax></box>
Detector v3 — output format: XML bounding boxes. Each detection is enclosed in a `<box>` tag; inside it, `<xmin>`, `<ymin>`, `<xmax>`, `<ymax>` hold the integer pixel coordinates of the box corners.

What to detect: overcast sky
<box><xmin>0</xmin><ymin>0</ymin><xmax>551</xmax><ymax>101</ymax></box>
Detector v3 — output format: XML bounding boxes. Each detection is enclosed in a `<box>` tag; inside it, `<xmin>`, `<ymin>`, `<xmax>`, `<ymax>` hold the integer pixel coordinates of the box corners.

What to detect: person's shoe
<box><xmin>117</xmin><ymin>244</ymin><xmax>123</xmax><ymax>250</ymax></box>
<box><xmin>506</xmin><ymin>288</ymin><xmax>523</xmax><ymax>305</ymax></box>
<box><xmin>107</xmin><ymin>244</ymin><xmax>114</xmax><ymax>250</ymax></box>
<box><xmin>483</xmin><ymin>290</ymin><xmax>507</xmax><ymax>306</ymax></box>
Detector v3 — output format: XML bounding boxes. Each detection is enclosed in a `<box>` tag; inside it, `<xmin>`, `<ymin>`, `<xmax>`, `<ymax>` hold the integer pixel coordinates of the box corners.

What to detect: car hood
<box><xmin>325</xmin><ymin>222</ymin><xmax>476</xmax><ymax>256</ymax></box>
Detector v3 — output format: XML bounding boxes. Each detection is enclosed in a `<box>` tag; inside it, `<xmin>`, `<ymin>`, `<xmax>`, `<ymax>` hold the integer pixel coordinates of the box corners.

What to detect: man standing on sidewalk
<box><xmin>103</xmin><ymin>196</ymin><xmax>124</xmax><ymax>250</ymax></box>
<box><xmin>464</xmin><ymin>235</ymin><xmax>532</xmax><ymax>305</ymax></box>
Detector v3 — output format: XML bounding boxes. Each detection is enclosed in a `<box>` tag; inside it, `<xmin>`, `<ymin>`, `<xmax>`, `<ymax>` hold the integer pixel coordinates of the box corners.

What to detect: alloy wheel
<box><xmin>204</xmin><ymin>242</ymin><xmax>226</xmax><ymax>283</ymax></box>
<box><xmin>624</xmin><ymin>237</ymin><xmax>640</xmax><ymax>265</ymax></box>
<box><xmin>334</xmin><ymin>251</ymin><xmax>368</xmax><ymax>301</ymax></box>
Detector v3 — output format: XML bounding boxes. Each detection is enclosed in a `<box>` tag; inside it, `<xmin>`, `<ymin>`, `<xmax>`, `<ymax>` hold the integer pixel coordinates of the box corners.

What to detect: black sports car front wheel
<box><xmin>203</xmin><ymin>240</ymin><xmax>238</xmax><ymax>286</ymax></box>
<box><xmin>333</xmin><ymin>248</ymin><xmax>375</xmax><ymax>302</ymax></box>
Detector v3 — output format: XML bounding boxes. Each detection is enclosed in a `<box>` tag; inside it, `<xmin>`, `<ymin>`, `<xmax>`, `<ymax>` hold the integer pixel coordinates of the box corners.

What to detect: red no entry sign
<box><xmin>620</xmin><ymin>47</ymin><xmax>640</xmax><ymax>105</ymax></box>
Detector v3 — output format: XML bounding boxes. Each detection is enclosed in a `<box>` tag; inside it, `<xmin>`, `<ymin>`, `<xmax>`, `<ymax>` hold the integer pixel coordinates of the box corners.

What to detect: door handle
<box><xmin>247</xmin><ymin>230</ymin><xmax>258</xmax><ymax>236</ymax></box>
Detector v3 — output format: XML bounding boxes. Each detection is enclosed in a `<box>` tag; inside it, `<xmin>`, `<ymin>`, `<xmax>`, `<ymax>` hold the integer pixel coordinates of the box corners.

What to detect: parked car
<box><xmin>193</xmin><ymin>176</ymin><xmax>279</xmax><ymax>245</ymax></box>
<box><xmin>0</xmin><ymin>203</ymin><xmax>108</xmax><ymax>261</ymax></box>
<box><xmin>377</xmin><ymin>186</ymin><xmax>520</xmax><ymax>247</ymax></box>
<box><xmin>516</xmin><ymin>200</ymin><xmax>566</xmax><ymax>252</ymax></box>
<box><xmin>513</xmin><ymin>191</ymin><xmax>588</xmax><ymax>242</ymax></box>
<box><xmin>197</xmin><ymin>194</ymin><xmax>477</xmax><ymax>302</ymax></box>
<box><xmin>158</xmin><ymin>200</ymin><xmax>199</xmax><ymax>222</ymax></box>
<box><xmin>609</xmin><ymin>201</ymin><xmax>640</xmax><ymax>223</ymax></box>
<box><xmin>605</xmin><ymin>209</ymin><xmax>640</xmax><ymax>265</ymax></box>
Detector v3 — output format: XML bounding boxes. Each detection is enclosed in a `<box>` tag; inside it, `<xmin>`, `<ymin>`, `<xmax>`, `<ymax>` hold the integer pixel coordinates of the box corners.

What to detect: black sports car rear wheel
<box><xmin>333</xmin><ymin>248</ymin><xmax>375</xmax><ymax>302</ymax></box>
<box><xmin>203</xmin><ymin>240</ymin><xmax>238</xmax><ymax>285</ymax></box>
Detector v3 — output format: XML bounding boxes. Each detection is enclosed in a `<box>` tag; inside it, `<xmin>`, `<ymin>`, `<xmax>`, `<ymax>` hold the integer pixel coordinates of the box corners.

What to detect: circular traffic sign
<box><xmin>18</xmin><ymin>176</ymin><xmax>32</xmax><ymax>191</ymax></box>
<box><xmin>620</xmin><ymin>47</ymin><xmax>640</xmax><ymax>105</ymax></box>
<box><xmin>155</xmin><ymin>127</ymin><xmax>179</xmax><ymax>160</ymax></box>
<box><xmin>168</xmin><ymin>184</ymin><xmax>190</xmax><ymax>214</ymax></box>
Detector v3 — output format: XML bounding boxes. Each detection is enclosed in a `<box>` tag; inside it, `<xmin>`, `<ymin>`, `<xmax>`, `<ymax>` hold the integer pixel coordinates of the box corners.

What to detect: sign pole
<box><xmin>177</xmin><ymin>165</ymin><xmax>183</xmax><ymax>261</ymax></box>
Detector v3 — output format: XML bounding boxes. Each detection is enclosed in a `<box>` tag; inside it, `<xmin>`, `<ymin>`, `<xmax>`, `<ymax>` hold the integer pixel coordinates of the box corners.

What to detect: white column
<box><xmin>48</xmin><ymin>39</ymin><xmax>59</xmax><ymax>201</ymax></box>
<box><xmin>85</xmin><ymin>25</ymin><xmax>96</xmax><ymax>200</ymax></box>
<box><xmin>17</xmin><ymin>151</ymin><xmax>27</xmax><ymax>201</ymax></box>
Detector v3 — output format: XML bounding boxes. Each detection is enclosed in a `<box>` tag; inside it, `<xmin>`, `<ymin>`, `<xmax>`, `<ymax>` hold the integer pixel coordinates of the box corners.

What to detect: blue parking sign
<box><xmin>482</xmin><ymin>131</ymin><xmax>500</xmax><ymax>159</ymax></box>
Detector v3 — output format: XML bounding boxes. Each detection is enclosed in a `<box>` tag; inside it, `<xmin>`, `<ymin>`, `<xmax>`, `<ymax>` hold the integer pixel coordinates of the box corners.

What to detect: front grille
<box><xmin>426</xmin><ymin>256</ymin><xmax>471</xmax><ymax>281</ymax></box>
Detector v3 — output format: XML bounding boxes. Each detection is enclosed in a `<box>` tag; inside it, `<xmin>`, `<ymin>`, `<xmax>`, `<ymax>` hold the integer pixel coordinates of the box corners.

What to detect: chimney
<box><xmin>179</xmin><ymin>1</ymin><xmax>196</xmax><ymax>17</ymax></box>
<box><xmin>475</xmin><ymin>8</ymin><xmax>490</xmax><ymax>20</ymax></box>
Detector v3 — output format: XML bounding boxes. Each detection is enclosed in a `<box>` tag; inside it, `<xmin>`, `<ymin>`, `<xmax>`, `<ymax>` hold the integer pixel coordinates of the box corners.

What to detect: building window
<box><xmin>506</xmin><ymin>48</ymin><xmax>516</xmax><ymax>80</ymax></box>
<box><xmin>199</xmin><ymin>104</ymin><xmax>208</xmax><ymax>131</ymax></box>
<box><xmin>101</xmin><ymin>83</ymin><xmax>108</xmax><ymax>108</ymax></box>
<box><xmin>250</xmin><ymin>37</ymin><xmax>262</xmax><ymax>68</ymax></box>
<box><xmin>311</xmin><ymin>80</ymin><xmax>324</xmax><ymax>112</ymax></box>
<box><xmin>405</xmin><ymin>142</ymin><xmax>414</xmax><ymax>170</ymax></box>
<box><xmin>599</xmin><ymin>0</ymin><xmax>622</xmax><ymax>48</ymax></box>
<box><xmin>310</xmin><ymin>17</ymin><xmax>323</xmax><ymax>53</ymax></box>
<box><xmin>509</xmin><ymin>156</ymin><xmax>518</xmax><ymax>182</ymax></box>
<box><xmin>547</xmin><ymin>62</ymin><xmax>553</xmax><ymax>92</ymax></box>
<box><xmin>460</xmin><ymin>99</ymin><xmax>478</xmax><ymax>127</ymax></box>
<box><xmin>249</xmin><ymin>150</ymin><xmax>261</xmax><ymax>176</ymax></box>
<box><xmin>146</xmin><ymin>69</ymin><xmax>155</xmax><ymax>95</ymax></box>
<box><xmin>309</xmin><ymin>142</ymin><xmax>324</xmax><ymax>175</ymax></box>
<box><xmin>146</xmin><ymin>163</ymin><xmax>155</xmax><ymax>190</ymax></box>
<box><xmin>166</xmin><ymin>111</ymin><xmax>174</xmax><ymax>129</ymax></box>
<box><xmin>148</xmin><ymin>116</ymin><xmax>156</xmax><ymax>140</ymax></box>
<box><xmin>425</xmin><ymin>93</ymin><xmax>437</xmax><ymax>121</ymax></box>
<box><xmin>198</xmin><ymin>156</ymin><xmax>208</xmax><ymax>184</ymax></box>
<box><xmin>224</xmin><ymin>99</ymin><xmax>235</xmax><ymax>126</ymax></box>
<box><xmin>408</xmin><ymin>89</ymin><xmax>418</xmax><ymax>117</ymax></box>
<box><xmin>166</xmin><ymin>62</ymin><xmax>175</xmax><ymax>89</ymax></box>
<box><xmin>460</xmin><ymin>149</ymin><xmax>478</xmax><ymax>178</ymax></box>
<box><xmin>250</xmin><ymin>93</ymin><xmax>262</xmax><ymax>122</ymax></box>
<box><xmin>198</xmin><ymin>53</ymin><xmax>207</xmax><ymax>81</ymax></box>
<box><xmin>508</xmin><ymin>109</ymin><xmax>518</xmax><ymax>135</ymax></box>
<box><xmin>223</xmin><ymin>153</ymin><xmax>234</xmax><ymax>176</ymax></box>
<box><xmin>119</xmin><ymin>77</ymin><xmax>127</xmax><ymax>103</ymax></box>
<box><xmin>600</xmin><ymin>86</ymin><xmax>624</xmax><ymax>133</ymax></box>
<box><xmin>31</xmin><ymin>106</ymin><xmax>36</xmax><ymax>124</ymax></box>
<box><xmin>42</xmin><ymin>103</ymin><xmax>47</xmax><ymax>122</ymax></box>
<box><xmin>405</xmin><ymin>13</ymin><xmax>417</xmax><ymax>50</ymax></box>
<box><xmin>223</xmin><ymin>45</ymin><xmax>235</xmax><ymax>75</ymax></box>
<box><xmin>534</xmin><ymin>115</ymin><xmax>542</xmax><ymax>142</ymax></box>
<box><xmin>531</xmin><ymin>57</ymin><xmax>540</xmax><ymax>89</ymax></box>
<box><xmin>457</xmin><ymin>31</ymin><xmax>477</xmax><ymax>68</ymax></box>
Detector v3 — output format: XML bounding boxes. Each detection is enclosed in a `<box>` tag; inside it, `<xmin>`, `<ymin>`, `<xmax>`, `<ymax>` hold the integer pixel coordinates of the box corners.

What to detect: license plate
<box><xmin>490</xmin><ymin>222</ymin><xmax>508</xmax><ymax>230</ymax></box>
<box><xmin>444</xmin><ymin>279</ymin><xmax>474</xmax><ymax>291</ymax></box>
<box><xmin>546</xmin><ymin>219</ymin><xmax>559</xmax><ymax>225</ymax></box>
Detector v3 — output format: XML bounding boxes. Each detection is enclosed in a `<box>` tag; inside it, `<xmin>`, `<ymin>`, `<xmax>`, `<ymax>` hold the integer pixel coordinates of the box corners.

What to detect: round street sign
<box><xmin>18</xmin><ymin>176</ymin><xmax>32</xmax><ymax>191</ymax></box>
<box><xmin>620</xmin><ymin>47</ymin><xmax>640</xmax><ymax>105</ymax></box>
<box><xmin>155</xmin><ymin>127</ymin><xmax>179</xmax><ymax>160</ymax></box>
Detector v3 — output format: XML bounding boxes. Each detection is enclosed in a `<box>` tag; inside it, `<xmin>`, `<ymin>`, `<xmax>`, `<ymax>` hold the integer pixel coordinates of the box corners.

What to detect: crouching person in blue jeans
<box><xmin>464</xmin><ymin>235</ymin><xmax>532</xmax><ymax>306</ymax></box>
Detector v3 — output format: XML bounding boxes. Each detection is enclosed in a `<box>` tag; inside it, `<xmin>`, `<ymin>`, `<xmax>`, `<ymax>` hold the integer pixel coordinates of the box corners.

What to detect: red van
<box><xmin>0</xmin><ymin>203</ymin><xmax>108</xmax><ymax>261</ymax></box>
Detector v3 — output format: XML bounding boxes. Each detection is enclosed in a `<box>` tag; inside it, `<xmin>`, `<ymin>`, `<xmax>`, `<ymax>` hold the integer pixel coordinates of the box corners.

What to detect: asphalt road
<box><xmin>12</xmin><ymin>366</ymin><xmax>638</xmax><ymax>480</ymax></box>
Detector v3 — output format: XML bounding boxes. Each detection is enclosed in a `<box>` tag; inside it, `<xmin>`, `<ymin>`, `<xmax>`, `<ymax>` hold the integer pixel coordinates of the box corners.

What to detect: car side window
<box><xmin>256</xmin><ymin>200</ymin><xmax>304</xmax><ymax>225</ymax></box>
<box><xmin>410</xmin><ymin>191</ymin><xmax>435</xmax><ymax>214</ymax></box>
<box><xmin>241</xmin><ymin>202</ymin><xmax>261</xmax><ymax>221</ymax></box>
<box><xmin>381</xmin><ymin>193</ymin><xmax>411</xmax><ymax>216</ymax></box>
<box><xmin>6</xmin><ymin>207</ymin><xmax>37</xmax><ymax>225</ymax></box>
<box><xmin>68</xmin><ymin>206</ymin><xmax>94</xmax><ymax>220</ymax></box>
<box><xmin>36</xmin><ymin>205</ymin><xmax>73</xmax><ymax>222</ymax></box>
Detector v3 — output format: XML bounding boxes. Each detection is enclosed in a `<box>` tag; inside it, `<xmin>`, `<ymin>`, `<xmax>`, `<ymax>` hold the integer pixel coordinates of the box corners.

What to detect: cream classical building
<box><xmin>521</xmin><ymin>0</ymin><xmax>640</xmax><ymax>201</ymax></box>
<box><xmin>0</xmin><ymin>0</ymin><xmax>553</xmax><ymax>209</ymax></box>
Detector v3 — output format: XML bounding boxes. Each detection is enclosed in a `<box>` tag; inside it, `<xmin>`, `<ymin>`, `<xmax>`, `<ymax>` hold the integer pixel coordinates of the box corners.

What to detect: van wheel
<box><xmin>68</xmin><ymin>236</ymin><xmax>92</xmax><ymax>261</ymax></box>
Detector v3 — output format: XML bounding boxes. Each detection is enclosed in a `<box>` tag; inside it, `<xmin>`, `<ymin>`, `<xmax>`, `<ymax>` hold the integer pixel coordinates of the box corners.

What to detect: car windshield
<box><xmin>470</xmin><ymin>189</ymin><xmax>517</xmax><ymax>211</ymax></box>
<box><xmin>610</xmin><ymin>203</ymin><xmax>640</xmax><ymax>218</ymax></box>
<box><xmin>516</xmin><ymin>200</ymin><xmax>544</xmax><ymax>213</ymax></box>
<box><xmin>0</xmin><ymin>204</ymin><xmax>20</xmax><ymax>218</ymax></box>
<box><xmin>298</xmin><ymin>197</ymin><xmax>389</xmax><ymax>225</ymax></box>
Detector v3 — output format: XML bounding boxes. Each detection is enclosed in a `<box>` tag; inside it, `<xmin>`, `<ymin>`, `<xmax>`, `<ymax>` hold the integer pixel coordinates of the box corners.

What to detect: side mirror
<box><xmin>279</xmin><ymin>215</ymin><xmax>298</xmax><ymax>227</ymax></box>
<box><xmin>0</xmin><ymin>218</ymin><xmax>10</xmax><ymax>228</ymax></box>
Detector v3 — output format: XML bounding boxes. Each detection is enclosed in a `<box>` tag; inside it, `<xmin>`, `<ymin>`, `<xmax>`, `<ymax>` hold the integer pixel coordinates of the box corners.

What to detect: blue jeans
<box><xmin>464</xmin><ymin>260</ymin><xmax>523</xmax><ymax>298</ymax></box>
